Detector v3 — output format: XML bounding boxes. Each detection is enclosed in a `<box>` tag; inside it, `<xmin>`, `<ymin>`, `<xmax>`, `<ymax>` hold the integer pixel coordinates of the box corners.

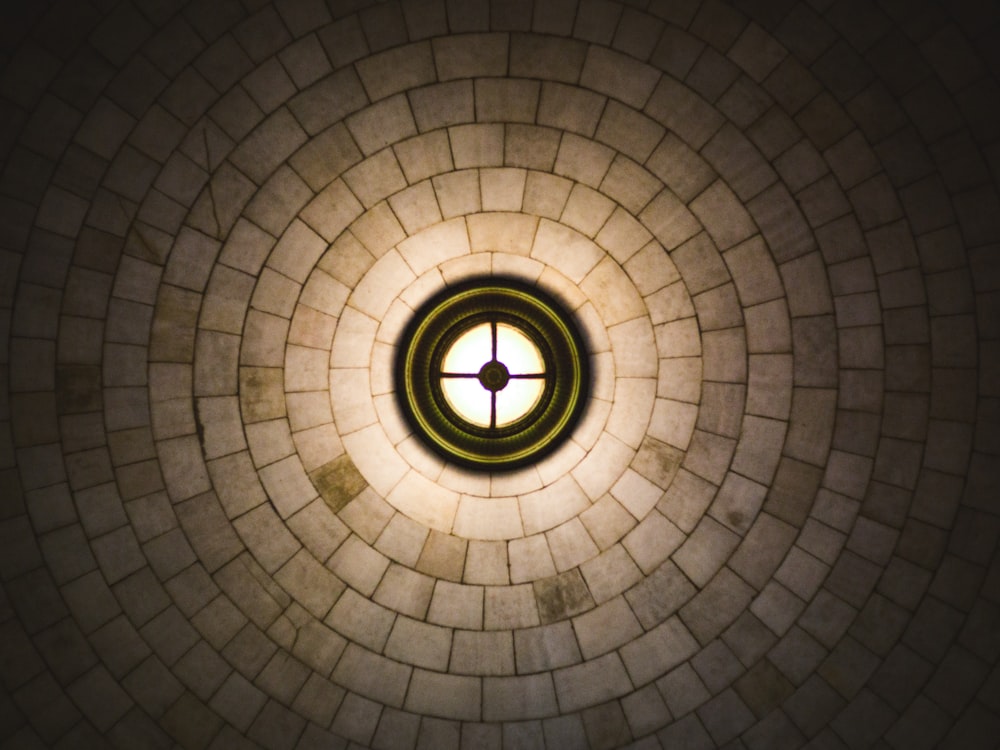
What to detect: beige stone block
<box><xmin>530</xmin><ymin>220</ymin><xmax>603</xmax><ymax>284</ymax></box>
<box><xmin>325</xmin><ymin>588</ymin><xmax>395</xmax><ymax>651</ymax></box>
<box><xmin>573</xmin><ymin>596</ymin><xmax>643</xmax><ymax>660</ymax></box>
<box><xmin>623</xmin><ymin>511</ymin><xmax>684</xmax><ymax>574</ymax></box>
<box><xmin>158</xmin><ymin>434</ymin><xmax>211</xmax><ymax>502</ymax></box>
<box><xmin>582</xmin><ymin>46</ymin><xmax>660</xmax><ymax>108</ymax></box>
<box><xmin>519</xmin><ymin>475</ymin><xmax>589</xmax><ymax>536</ymax></box>
<box><xmin>484</xmin><ymin>584</ymin><xmax>539</xmax><ymax>630</ymax></box>
<box><xmin>538</xmin><ymin>82</ymin><xmax>604</xmax><ymax>136</ymax></box>
<box><xmin>723</xmin><ymin>235</ymin><xmax>783</xmax><ymax>306</ymax></box>
<box><xmin>639</xmin><ymin>190</ymin><xmax>702</xmax><ymax>250</ymax></box>
<box><xmin>451</xmin><ymin>630</ymin><xmax>515</xmax><ymax>675</ymax></box>
<box><xmin>356</xmin><ymin>42</ymin><xmax>436</xmax><ymax>101</ymax></box>
<box><xmin>581</xmin><ymin>258</ymin><xmax>646</xmax><ymax>329</ymax></box>
<box><xmin>370</xmin><ymin>344</ymin><xmax>397</xmax><ymax>396</ymax></box>
<box><xmin>483</xmin><ymin>674</ymin><xmax>558</xmax><ymax>721</ymax></box>
<box><xmin>505</xmin><ymin>124</ymin><xmax>561</xmax><ymax>171</ymax></box>
<box><xmin>342</xmin><ymin>423</ymin><xmax>409</xmax><ymax>496</ymax></box>
<box><xmin>428</xmin><ymin>580</ymin><xmax>484</xmax><ymax>630</ymax></box>
<box><xmin>373</xmin><ymin>564</ymin><xmax>435</xmax><ymax>620</ymax></box>
<box><xmin>284</xmin><ymin>346</ymin><xmax>328</xmax><ymax>393</ymax></box>
<box><xmin>373</xmin><ymin>393</ymin><xmax>410</xmax><ymax>448</ymax></box>
<box><xmin>337</xmin><ymin>487</ymin><xmax>393</xmax><ymax>545</ymax></box>
<box><xmin>346</xmin><ymin>94</ymin><xmax>417</xmax><ymax>156</ymax></box>
<box><xmin>595</xmin><ymin>100</ymin><xmax>665</xmax><ymax>163</ymax></box>
<box><xmin>560</xmin><ymin>184</ymin><xmax>615</xmax><ymax>238</ymax></box>
<box><xmin>330</xmin><ymin>307</ymin><xmax>377</xmax><ymax>369</ymax></box>
<box><xmin>319</xmin><ymin>234</ymin><xmax>378</xmax><ymax>290</ymax></box>
<box><xmin>571</xmin><ymin>432</ymin><xmax>635</xmax><ymax>502</ymax></box>
<box><xmin>343</xmin><ymin>150</ymin><xmax>408</xmax><ymax>209</ymax></box>
<box><xmin>349</xmin><ymin>250</ymin><xmax>415</xmax><ymax>321</ymax></box>
<box><xmin>374</xmin><ymin>513</ymin><xmax>430</xmax><ymax>568</ymax></box>
<box><xmin>596</xmin><ymin>209</ymin><xmax>655</xmax><ymax>265</ymax></box>
<box><xmin>409</xmin><ymin>80</ymin><xmax>474</xmax><ymax>132</ymax></box>
<box><xmin>433</xmin><ymin>33</ymin><xmax>507</xmax><ymax>79</ymax></box>
<box><xmin>554</xmin><ymin>133</ymin><xmax>614</xmax><ymax>188</ymax></box>
<box><xmin>656</xmin><ymin>318</ymin><xmax>701</xmax><ymax>359</ymax></box>
<box><xmin>536</xmin><ymin>438</ymin><xmax>587</xmax><ymax>487</ymax></box>
<box><xmin>386</xmin><ymin>469</ymin><xmax>459</xmax><ymax>533</ymax></box>
<box><xmin>299</xmin><ymin>269</ymin><xmax>350</xmax><ymax>321</ymax></box>
<box><xmin>433</xmin><ymin>169</ymin><xmax>481</xmax><ymax>218</ymax></box>
<box><xmin>580</xmin><ymin>495</ymin><xmax>638</xmax><ymax>551</ymax></box>
<box><xmin>300</xmin><ymin>179</ymin><xmax>364</xmax><ymax>242</ymax></box>
<box><xmin>464</xmin><ymin>540</ymin><xmax>508</xmax><ymax>585</ymax></box>
<box><xmin>601</xmin><ymin>155</ymin><xmax>664</xmax><ymax>216</ymax></box>
<box><xmin>546</xmin><ymin>518</ymin><xmax>599</xmax><ymax>572</ymax></box>
<box><xmin>690</xmin><ymin>180</ymin><xmax>757</xmax><ymax>250</ymax></box>
<box><xmin>328</xmin><ymin>368</ymin><xmax>377</xmax><ymax>436</ymax></box>
<box><xmin>405</xmin><ymin>670</ymin><xmax>480</xmax><ymax>721</ymax></box>
<box><xmin>453</xmin><ymin>496</ymin><xmax>523</xmax><ymax>540</ymax></box>
<box><xmin>327</xmin><ymin>534</ymin><xmax>391</xmax><ymax>599</ymax></box>
<box><xmin>609</xmin><ymin>466</ymin><xmax>663</xmax><ymax>520</ymax></box>
<box><xmin>286</xmin><ymin>391</ymin><xmax>333</xmax><ymax>434</ymax></box>
<box><xmin>509</xmin><ymin>534</ymin><xmax>558</xmax><ymax>583</ymax></box>
<box><xmin>553</xmin><ymin>652</ymin><xmax>632</xmax><ymax>712</ymax></box>
<box><xmin>258</xmin><ymin>453</ymin><xmax>317</xmax><ymax>519</ymax></box>
<box><xmin>200</xmin><ymin>265</ymin><xmax>254</xmax><ymax>335</ymax></box>
<box><xmin>608</xmin><ymin>317</ymin><xmax>658</xmax><ymax>378</ymax></box>
<box><xmin>702</xmin><ymin>328</ymin><xmax>748</xmax><ymax>383</ymax></box>
<box><xmin>648</xmin><ymin>398</ymin><xmax>698</xmax><ymax>450</ymax></box>
<box><xmin>571</xmin><ymin>391</ymin><xmax>612</xmax><ymax>453</ymax></box>
<box><xmin>450</xmin><ymin>124</ymin><xmax>504</xmax><ymax>168</ymax></box>
<box><xmin>646</xmin><ymin>282</ymin><xmax>697</xmax><ymax>325</ymax></box>
<box><xmin>523</xmin><ymin>171</ymin><xmax>572</xmax><ymax>220</ymax></box>
<box><xmin>619</xmin><ymin>617</ymin><xmax>699</xmax><ymax>687</ymax></box>
<box><xmin>657</xmin><ymin>357</ymin><xmax>702</xmax><ymax>403</ymax></box>
<box><xmin>606</xmin><ymin>378</ymin><xmax>656</xmax><ymax>450</ymax></box>
<box><xmin>438</xmin><ymin>253</ymin><xmax>493</xmax><ymax>286</ymax></box>
<box><xmin>394</xmin><ymin>131</ymin><xmax>454</xmax><ymax>183</ymax></box>
<box><xmin>293</xmin><ymin>423</ymin><xmax>345</xmax><ymax>474</ymax></box>
<box><xmin>437</xmin><ymin>463</ymin><xmax>490</xmax><ymax>498</ymax></box>
<box><xmin>744</xmin><ymin>298</ymin><xmax>791</xmax><ymax>353</ymax></box>
<box><xmin>151</xmin><ymin>396</ymin><xmax>194</xmax><ymax>441</ymax></box>
<box><xmin>241</xmin><ymin>309</ymin><xmax>291</xmax><ymax>369</ymax></box>
<box><xmin>491</xmin><ymin>464</ymin><xmax>544</xmax><ymax>497</ymax></box>
<box><xmin>332</xmin><ymin>644</ymin><xmax>411</xmax><ymax>710</ymax></box>
<box><xmin>480</xmin><ymin>168</ymin><xmax>526</xmax><ymax>212</ymax></box>
<box><xmin>384</xmin><ymin>616</ymin><xmax>451</xmax><ymax>671</ymax></box>
<box><xmin>348</xmin><ymin>202</ymin><xmax>406</xmax><ymax>259</ymax></box>
<box><xmin>398</xmin><ymin>218</ymin><xmax>471</xmax><ymax>276</ymax></box>
<box><xmin>475</xmin><ymin>78</ymin><xmax>539</xmax><ymax>123</ymax></box>
<box><xmin>197</xmin><ymin>396</ymin><xmax>247</xmax><ymax>460</ymax></box>
<box><xmin>245</xmin><ymin>417</ymin><xmax>295</xmax><ymax>467</ymax></box>
<box><xmin>389</xmin><ymin>181</ymin><xmax>443</xmax><ymax>235</ymax></box>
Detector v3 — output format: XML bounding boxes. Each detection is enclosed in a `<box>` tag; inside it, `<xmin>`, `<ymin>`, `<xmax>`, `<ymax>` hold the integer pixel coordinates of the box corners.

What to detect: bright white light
<box><xmin>496</xmin><ymin>379</ymin><xmax>545</xmax><ymax>426</ymax></box>
<box><xmin>496</xmin><ymin>323</ymin><xmax>544</xmax><ymax>375</ymax></box>
<box><xmin>442</xmin><ymin>323</ymin><xmax>492</xmax><ymax>373</ymax></box>
<box><xmin>440</xmin><ymin>322</ymin><xmax>545</xmax><ymax>428</ymax></box>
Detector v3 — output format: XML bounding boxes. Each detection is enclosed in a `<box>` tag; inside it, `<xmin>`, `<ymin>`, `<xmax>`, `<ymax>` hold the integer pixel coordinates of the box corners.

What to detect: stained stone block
<box><xmin>406</xmin><ymin>670</ymin><xmax>481</xmax><ymax>721</ymax></box>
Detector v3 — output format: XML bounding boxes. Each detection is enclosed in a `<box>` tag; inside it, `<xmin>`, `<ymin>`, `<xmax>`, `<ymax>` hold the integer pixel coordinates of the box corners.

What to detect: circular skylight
<box><xmin>395</xmin><ymin>278</ymin><xmax>589</xmax><ymax>470</ymax></box>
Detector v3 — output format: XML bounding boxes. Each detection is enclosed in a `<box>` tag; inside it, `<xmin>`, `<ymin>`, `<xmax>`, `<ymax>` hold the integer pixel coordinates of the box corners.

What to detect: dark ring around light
<box><xmin>395</xmin><ymin>277</ymin><xmax>590</xmax><ymax>471</ymax></box>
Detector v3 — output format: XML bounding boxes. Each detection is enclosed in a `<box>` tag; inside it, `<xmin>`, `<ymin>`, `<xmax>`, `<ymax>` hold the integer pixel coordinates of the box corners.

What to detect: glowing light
<box><xmin>440</xmin><ymin>322</ymin><xmax>546</xmax><ymax>428</ymax></box>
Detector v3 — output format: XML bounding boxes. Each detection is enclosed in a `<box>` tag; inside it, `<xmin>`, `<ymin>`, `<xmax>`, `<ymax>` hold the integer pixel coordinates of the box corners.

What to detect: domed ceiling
<box><xmin>1</xmin><ymin>0</ymin><xmax>998</xmax><ymax>748</ymax></box>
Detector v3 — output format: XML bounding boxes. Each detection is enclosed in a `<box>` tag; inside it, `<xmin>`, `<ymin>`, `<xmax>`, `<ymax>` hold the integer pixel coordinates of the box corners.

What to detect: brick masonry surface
<box><xmin>0</xmin><ymin>0</ymin><xmax>998</xmax><ymax>748</ymax></box>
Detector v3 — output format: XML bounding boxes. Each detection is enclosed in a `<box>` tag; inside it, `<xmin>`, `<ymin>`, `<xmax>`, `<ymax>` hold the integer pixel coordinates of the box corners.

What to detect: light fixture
<box><xmin>395</xmin><ymin>278</ymin><xmax>589</xmax><ymax>470</ymax></box>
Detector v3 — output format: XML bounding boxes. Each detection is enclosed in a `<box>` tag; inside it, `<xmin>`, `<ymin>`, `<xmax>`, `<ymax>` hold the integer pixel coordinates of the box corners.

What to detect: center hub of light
<box><xmin>395</xmin><ymin>277</ymin><xmax>589</xmax><ymax>470</ymax></box>
<box><xmin>477</xmin><ymin>361</ymin><xmax>510</xmax><ymax>392</ymax></box>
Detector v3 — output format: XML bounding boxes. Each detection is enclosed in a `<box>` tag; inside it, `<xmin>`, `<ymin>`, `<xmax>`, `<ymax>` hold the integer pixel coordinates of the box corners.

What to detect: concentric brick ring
<box><xmin>3</xmin><ymin>1</ymin><xmax>998</xmax><ymax>748</ymax></box>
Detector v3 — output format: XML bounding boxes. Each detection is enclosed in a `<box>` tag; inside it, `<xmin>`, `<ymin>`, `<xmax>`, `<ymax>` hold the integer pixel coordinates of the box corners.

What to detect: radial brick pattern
<box><xmin>1</xmin><ymin>1</ymin><xmax>999</xmax><ymax>748</ymax></box>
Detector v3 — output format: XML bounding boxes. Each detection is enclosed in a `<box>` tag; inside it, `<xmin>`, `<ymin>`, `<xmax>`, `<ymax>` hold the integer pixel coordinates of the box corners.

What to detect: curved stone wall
<box><xmin>0</xmin><ymin>1</ymin><xmax>998</xmax><ymax>748</ymax></box>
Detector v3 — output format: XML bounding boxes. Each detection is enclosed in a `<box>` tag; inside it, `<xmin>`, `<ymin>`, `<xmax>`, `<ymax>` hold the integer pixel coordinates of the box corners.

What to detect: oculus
<box><xmin>395</xmin><ymin>277</ymin><xmax>589</xmax><ymax>470</ymax></box>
